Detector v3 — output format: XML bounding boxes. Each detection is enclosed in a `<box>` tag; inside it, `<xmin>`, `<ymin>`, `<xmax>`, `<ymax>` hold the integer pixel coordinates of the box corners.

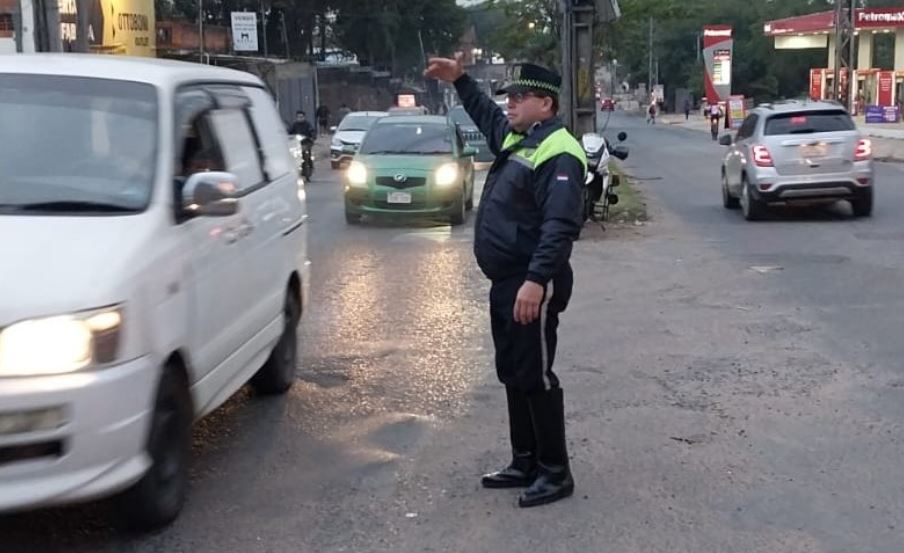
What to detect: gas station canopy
<box><xmin>764</xmin><ymin>7</ymin><xmax>904</xmax><ymax>117</ymax></box>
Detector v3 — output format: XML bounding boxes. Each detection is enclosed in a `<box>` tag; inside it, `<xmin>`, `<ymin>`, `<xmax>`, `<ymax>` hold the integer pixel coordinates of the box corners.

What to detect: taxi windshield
<box><xmin>0</xmin><ymin>74</ymin><xmax>158</xmax><ymax>215</ymax></box>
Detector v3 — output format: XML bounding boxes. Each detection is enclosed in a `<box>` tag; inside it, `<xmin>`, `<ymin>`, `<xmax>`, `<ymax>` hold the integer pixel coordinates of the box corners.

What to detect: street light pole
<box><xmin>198</xmin><ymin>0</ymin><xmax>204</xmax><ymax>62</ymax></box>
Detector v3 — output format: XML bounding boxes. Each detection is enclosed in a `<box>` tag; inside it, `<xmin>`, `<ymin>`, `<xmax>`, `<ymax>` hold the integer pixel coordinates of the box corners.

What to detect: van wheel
<box><xmin>251</xmin><ymin>290</ymin><xmax>300</xmax><ymax>395</ymax></box>
<box><xmin>851</xmin><ymin>189</ymin><xmax>873</xmax><ymax>217</ymax></box>
<box><xmin>116</xmin><ymin>367</ymin><xmax>192</xmax><ymax>532</ymax></box>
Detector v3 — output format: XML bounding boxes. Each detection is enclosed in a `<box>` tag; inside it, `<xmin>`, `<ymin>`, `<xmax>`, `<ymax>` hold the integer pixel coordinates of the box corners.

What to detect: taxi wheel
<box><xmin>450</xmin><ymin>194</ymin><xmax>466</xmax><ymax>226</ymax></box>
<box><xmin>117</xmin><ymin>366</ymin><xmax>191</xmax><ymax>532</ymax></box>
<box><xmin>465</xmin><ymin>177</ymin><xmax>475</xmax><ymax>211</ymax></box>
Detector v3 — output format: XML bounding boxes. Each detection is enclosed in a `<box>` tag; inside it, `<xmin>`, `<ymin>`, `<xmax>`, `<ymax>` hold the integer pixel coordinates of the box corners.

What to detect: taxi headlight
<box><xmin>435</xmin><ymin>163</ymin><xmax>460</xmax><ymax>187</ymax></box>
<box><xmin>347</xmin><ymin>161</ymin><xmax>368</xmax><ymax>187</ymax></box>
<box><xmin>0</xmin><ymin>307</ymin><xmax>122</xmax><ymax>376</ymax></box>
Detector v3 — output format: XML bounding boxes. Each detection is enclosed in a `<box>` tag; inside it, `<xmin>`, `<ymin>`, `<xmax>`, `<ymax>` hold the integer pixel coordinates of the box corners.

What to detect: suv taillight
<box><xmin>855</xmin><ymin>138</ymin><xmax>872</xmax><ymax>161</ymax></box>
<box><xmin>752</xmin><ymin>145</ymin><xmax>774</xmax><ymax>167</ymax></box>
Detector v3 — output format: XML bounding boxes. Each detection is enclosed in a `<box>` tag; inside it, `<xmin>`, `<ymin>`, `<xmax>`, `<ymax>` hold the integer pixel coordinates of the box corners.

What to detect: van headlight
<box><xmin>0</xmin><ymin>306</ymin><xmax>122</xmax><ymax>376</ymax></box>
<box><xmin>346</xmin><ymin>161</ymin><xmax>368</xmax><ymax>187</ymax></box>
<box><xmin>435</xmin><ymin>163</ymin><xmax>460</xmax><ymax>187</ymax></box>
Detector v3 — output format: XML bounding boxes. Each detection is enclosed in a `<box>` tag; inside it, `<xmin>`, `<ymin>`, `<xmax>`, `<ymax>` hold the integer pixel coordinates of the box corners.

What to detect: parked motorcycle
<box><xmin>580</xmin><ymin>130</ymin><xmax>629</xmax><ymax>223</ymax></box>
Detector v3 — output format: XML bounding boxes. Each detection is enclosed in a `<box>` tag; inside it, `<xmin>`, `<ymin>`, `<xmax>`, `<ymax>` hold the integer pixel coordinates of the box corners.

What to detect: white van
<box><xmin>0</xmin><ymin>55</ymin><xmax>310</xmax><ymax>529</ymax></box>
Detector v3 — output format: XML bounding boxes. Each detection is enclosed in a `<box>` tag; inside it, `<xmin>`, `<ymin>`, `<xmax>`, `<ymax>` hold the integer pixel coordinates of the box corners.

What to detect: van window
<box><xmin>764</xmin><ymin>110</ymin><xmax>855</xmax><ymax>135</ymax></box>
<box><xmin>208</xmin><ymin>109</ymin><xmax>265</xmax><ymax>191</ymax></box>
<box><xmin>243</xmin><ymin>87</ymin><xmax>293</xmax><ymax>179</ymax></box>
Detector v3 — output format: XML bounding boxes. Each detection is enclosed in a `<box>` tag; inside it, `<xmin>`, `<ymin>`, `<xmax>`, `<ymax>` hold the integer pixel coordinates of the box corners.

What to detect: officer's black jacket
<box><xmin>454</xmin><ymin>74</ymin><xmax>586</xmax><ymax>285</ymax></box>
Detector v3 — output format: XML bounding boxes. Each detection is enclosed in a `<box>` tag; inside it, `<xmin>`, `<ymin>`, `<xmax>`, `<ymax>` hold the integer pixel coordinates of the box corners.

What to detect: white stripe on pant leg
<box><xmin>539</xmin><ymin>281</ymin><xmax>554</xmax><ymax>390</ymax></box>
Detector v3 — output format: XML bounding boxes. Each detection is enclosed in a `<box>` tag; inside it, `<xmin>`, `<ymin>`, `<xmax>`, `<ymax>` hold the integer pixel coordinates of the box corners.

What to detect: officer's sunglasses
<box><xmin>506</xmin><ymin>91</ymin><xmax>546</xmax><ymax>104</ymax></box>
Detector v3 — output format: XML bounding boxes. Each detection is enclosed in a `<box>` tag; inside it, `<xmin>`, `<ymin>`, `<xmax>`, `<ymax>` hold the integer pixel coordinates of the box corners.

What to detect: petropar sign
<box><xmin>703</xmin><ymin>25</ymin><xmax>732</xmax><ymax>104</ymax></box>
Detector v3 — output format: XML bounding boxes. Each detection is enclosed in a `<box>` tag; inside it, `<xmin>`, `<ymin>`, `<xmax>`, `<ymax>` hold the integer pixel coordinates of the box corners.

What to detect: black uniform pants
<box><xmin>489</xmin><ymin>268</ymin><xmax>574</xmax><ymax>394</ymax></box>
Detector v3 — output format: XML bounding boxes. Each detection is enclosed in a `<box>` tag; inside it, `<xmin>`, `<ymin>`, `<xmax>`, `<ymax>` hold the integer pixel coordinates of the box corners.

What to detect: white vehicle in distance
<box><xmin>330</xmin><ymin>111</ymin><xmax>388</xmax><ymax>169</ymax></box>
<box><xmin>0</xmin><ymin>55</ymin><xmax>311</xmax><ymax>530</ymax></box>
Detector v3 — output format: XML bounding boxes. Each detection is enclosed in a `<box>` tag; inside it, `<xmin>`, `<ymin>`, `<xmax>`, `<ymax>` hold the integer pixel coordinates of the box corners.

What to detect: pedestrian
<box><xmin>425</xmin><ymin>54</ymin><xmax>584</xmax><ymax>508</ymax></box>
<box><xmin>647</xmin><ymin>101</ymin><xmax>657</xmax><ymax>124</ymax></box>
<box><xmin>683</xmin><ymin>97</ymin><xmax>691</xmax><ymax>120</ymax></box>
<box><xmin>316</xmin><ymin>104</ymin><xmax>331</xmax><ymax>135</ymax></box>
<box><xmin>337</xmin><ymin>103</ymin><xmax>351</xmax><ymax>123</ymax></box>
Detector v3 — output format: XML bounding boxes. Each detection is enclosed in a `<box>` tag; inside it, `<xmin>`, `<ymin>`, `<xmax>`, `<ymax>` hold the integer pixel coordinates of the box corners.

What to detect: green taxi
<box><xmin>344</xmin><ymin>116</ymin><xmax>476</xmax><ymax>225</ymax></box>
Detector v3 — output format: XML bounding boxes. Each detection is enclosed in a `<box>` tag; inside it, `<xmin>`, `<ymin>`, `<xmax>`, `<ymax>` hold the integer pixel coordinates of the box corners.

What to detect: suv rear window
<box><xmin>764</xmin><ymin>110</ymin><xmax>855</xmax><ymax>135</ymax></box>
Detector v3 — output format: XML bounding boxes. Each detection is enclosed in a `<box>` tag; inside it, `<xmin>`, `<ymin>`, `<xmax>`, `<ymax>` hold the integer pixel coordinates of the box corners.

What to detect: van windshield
<box><xmin>0</xmin><ymin>75</ymin><xmax>158</xmax><ymax>215</ymax></box>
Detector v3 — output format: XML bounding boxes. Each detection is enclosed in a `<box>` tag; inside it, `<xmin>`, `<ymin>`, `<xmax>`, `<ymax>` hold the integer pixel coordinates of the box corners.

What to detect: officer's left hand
<box><xmin>514</xmin><ymin>281</ymin><xmax>544</xmax><ymax>325</ymax></box>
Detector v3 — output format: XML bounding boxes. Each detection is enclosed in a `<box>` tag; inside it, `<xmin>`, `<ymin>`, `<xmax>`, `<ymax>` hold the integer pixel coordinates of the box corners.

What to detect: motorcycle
<box><xmin>580</xmin><ymin>130</ymin><xmax>629</xmax><ymax>223</ymax></box>
<box><xmin>290</xmin><ymin>134</ymin><xmax>315</xmax><ymax>179</ymax></box>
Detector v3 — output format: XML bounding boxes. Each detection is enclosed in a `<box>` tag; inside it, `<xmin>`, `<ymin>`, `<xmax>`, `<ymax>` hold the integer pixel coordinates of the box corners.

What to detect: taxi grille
<box><xmin>376</xmin><ymin>176</ymin><xmax>427</xmax><ymax>189</ymax></box>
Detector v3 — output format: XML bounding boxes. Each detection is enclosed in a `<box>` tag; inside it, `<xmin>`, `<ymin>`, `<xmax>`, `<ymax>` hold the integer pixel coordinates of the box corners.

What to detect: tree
<box><xmin>332</xmin><ymin>0</ymin><xmax>466</xmax><ymax>76</ymax></box>
<box><xmin>477</xmin><ymin>0</ymin><xmax>562</xmax><ymax>68</ymax></box>
<box><xmin>603</xmin><ymin>0</ymin><xmax>838</xmax><ymax>104</ymax></box>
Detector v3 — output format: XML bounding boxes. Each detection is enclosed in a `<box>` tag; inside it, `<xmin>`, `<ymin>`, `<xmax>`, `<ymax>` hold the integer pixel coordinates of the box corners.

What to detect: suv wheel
<box><xmin>740</xmin><ymin>178</ymin><xmax>766</xmax><ymax>221</ymax></box>
<box><xmin>116</xmin><ymin>367</ymin><xmax>192</xmax><ymax>531</ymax></box>
<box><xmin>851</xmin><ymin>188</ymin><xmax>873</xmax><ymax>217</ymax></box>
<box><xmin>722</xmin><ymin>172</ymin><xmax>739</xmax><ymax>209</ymax></box>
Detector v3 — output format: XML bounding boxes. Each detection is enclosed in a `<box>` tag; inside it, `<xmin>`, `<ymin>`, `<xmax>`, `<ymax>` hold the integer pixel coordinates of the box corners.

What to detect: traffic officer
<box><xmin>425</xmin><ymin>55</ymin><xmax>586</xmax><ymax>508</ymax></box>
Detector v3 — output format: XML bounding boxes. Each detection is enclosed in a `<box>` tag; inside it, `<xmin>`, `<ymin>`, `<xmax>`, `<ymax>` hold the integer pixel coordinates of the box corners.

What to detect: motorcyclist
<box><xmin>708</xmin><ymin>102</ymin><xmax>722</xmax><ymax>140</ymax></box>
<box><xmin>288</xmin><ymin>110</ymin><xmax>316</xmax><ymax>139</ymax></box>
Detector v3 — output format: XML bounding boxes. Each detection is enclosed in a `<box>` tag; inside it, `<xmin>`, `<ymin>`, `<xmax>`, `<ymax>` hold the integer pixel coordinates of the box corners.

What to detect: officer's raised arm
<box><xmin>425</xmin><ymin>53</ymin><xmax>510</xmax><ymax>155</ymax></box>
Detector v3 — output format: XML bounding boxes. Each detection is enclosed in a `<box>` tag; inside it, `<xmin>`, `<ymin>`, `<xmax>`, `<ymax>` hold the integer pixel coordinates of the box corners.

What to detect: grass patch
<box><xmin>607</xmin><ymin>161</ymin><xmax>647</xmax><ymax>223</ymax></box>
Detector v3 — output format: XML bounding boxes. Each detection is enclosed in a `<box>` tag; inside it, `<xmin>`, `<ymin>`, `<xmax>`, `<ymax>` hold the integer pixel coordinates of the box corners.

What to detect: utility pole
<box><xmin>198</xmin><ymin>0</ymin><xmax>204</xmax><ymax>62</ymax></box>
<box><xmin>832</xmin><ymin>0</ymin><xmax>856</xmax><ymax>111</ymax></box>
<box><xmin>647</xmin><ymin>16</ymin><xmax>653</xmax><ymax>99</ymax></box>
<box><xmin>261</xmin><ymin>0</ymin><xmax>268</xmax><ymax>58</ymax></box>
<box><xmin>281</xmin><ymin>11</ymin><xmax>290</xmax><ymax>58</ymax></box>
<box><xmin>561</xmin><ymin>0</ymin><xmax>620</xmax><ymax>135</ymax></box>
<box><xmin>560</xmin><ymin>0</ymin><xmax>573</xmax><ymax>131</ymax></box>
<box><xmin>74</xmin><ymin>0</ymin><xmax>88</xmax><ymax>52</ymax></box>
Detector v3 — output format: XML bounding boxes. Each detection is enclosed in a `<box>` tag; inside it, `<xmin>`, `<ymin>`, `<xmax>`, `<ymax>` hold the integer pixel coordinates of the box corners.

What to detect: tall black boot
<box><xmin>519</xmin><ymin>387</ymin><xmax>574</xmax><ymax>507</ymax></box>
<box><xmin>481</xmin><ymin>387</ymin><xmax>537</xmax><ymax>489</ymax></box>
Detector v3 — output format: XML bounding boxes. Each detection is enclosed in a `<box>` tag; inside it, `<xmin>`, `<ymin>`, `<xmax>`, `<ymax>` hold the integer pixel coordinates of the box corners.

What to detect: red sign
<box><xmin>810</xmin><ymin>68</ymin><xmax>823</xmax><ymax>100</ymax></box>
<box><xmin>877</xmin><ymin>71</ymin><xmax>895</xmax><ymax>107</ymax></box>
<box><xmin>856</xmin><ymin>8</ymin><xmax>904</xmax><ymax>29</ymax></box>
<box><xmin>703</xmin><ymin>25</ymin><xmax>732</xmax><ymax>48</ymax></box>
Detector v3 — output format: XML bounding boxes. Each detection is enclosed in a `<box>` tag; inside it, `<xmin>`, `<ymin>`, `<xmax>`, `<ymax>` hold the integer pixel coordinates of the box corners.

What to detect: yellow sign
<box><xmin>83</xmin><ymin>0</ymin><xmax>155</xmax><ymax>56</ymax></box>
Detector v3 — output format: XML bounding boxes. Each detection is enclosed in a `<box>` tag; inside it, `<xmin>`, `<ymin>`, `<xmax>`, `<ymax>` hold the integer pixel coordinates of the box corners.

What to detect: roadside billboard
<box><xmin>703</xmin><ymin>25</ymin><xmax>732</xmax><ymax>104</ymax></box>
<box><xmin>59</xmin><ymin>0</ymin><xmax>155</xmax><ymax>56</ymax></box>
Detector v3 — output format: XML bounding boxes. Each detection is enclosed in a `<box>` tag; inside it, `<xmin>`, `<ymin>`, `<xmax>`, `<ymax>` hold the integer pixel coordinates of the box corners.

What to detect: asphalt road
<box><xmin>3</xmin><ymin>113</ymin><xmax>904</xmax><ymax>552</ymax></box>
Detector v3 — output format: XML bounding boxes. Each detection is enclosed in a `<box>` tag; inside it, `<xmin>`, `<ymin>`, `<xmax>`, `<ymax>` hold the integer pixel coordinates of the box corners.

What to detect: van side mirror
<box><xmin>183</xmin><ymin>172</ymin><xmax>240</xmax><ymax>217</ymax></box>
<box><xmin>719</xmin><ymin>134</ymin><xmax>733</xmax><ymax>146</ymax></box>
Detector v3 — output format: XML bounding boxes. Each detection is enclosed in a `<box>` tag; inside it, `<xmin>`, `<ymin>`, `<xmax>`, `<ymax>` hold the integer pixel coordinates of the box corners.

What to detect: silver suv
<box><xmin>720</xmin><ymin>100</ymin><xmax>873</xmax><ymax>220</ymax></box>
